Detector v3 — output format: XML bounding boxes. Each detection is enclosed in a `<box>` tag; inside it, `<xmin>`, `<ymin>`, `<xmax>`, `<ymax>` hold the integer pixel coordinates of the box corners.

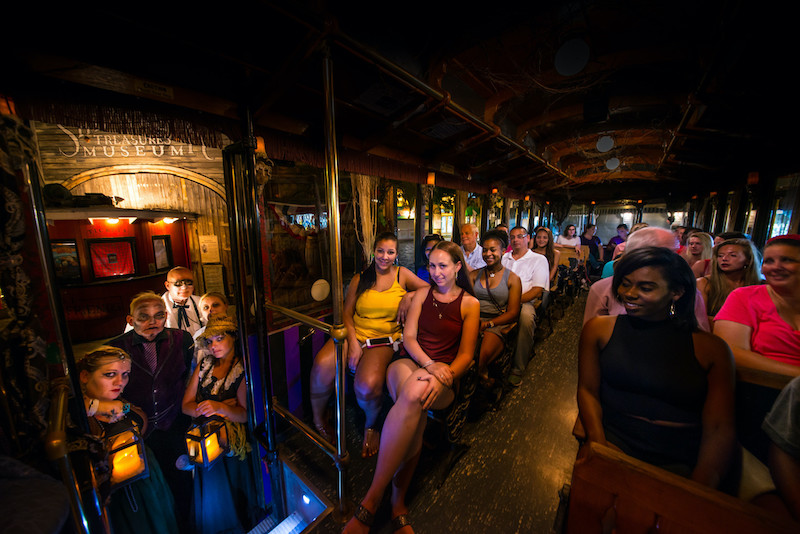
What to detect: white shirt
<box><xmin>501</xmin><ymin>249</ymin><xmax>549</xmax><ymax>296</ymax></box>
<box><xmin>462</xmin><ymin>243</ymin><xmax>486</xmax><ymax>270</ymax></box>
<box><xmin>556</xmin><ymin>235</ymin><xmax>581</xmax><ymax>247</ymax></box>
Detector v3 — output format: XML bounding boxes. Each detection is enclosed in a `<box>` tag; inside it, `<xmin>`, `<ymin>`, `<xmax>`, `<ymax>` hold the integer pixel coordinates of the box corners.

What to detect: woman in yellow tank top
<box><xmin>310</xmin><ymin>232</ymin><xmax>429</xmax><ymax>457</ymax></box>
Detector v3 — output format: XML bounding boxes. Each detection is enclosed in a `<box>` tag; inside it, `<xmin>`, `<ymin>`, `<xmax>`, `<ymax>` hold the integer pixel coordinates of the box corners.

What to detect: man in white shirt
<box><xmin>162</xmin><ymin>266</ymin><xmax>204</xmax><ymax>337</ymax></box>
<box><xmin>502</xmin><ymin>226</ymin><xmax>550</xmax><ymax>386</ymax></box>
<box><xmin>460</xmin><ymin>223</ymin><xmax>486</xmax><ymax>272</ymax></box>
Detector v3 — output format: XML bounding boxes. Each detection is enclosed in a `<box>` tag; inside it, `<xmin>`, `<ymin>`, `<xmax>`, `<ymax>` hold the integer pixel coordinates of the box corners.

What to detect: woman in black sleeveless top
<box><xmin>578</xmin><ymin>247</ymin><xmax>736</xmax><ymax>488</ymax></box>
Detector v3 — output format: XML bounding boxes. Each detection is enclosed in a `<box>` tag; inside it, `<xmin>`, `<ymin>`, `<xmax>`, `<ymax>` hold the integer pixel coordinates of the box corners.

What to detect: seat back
<box><xmin>565</xmin><ymin>441</ymin><xmax>798</xmax><ymax>534</ymax></box>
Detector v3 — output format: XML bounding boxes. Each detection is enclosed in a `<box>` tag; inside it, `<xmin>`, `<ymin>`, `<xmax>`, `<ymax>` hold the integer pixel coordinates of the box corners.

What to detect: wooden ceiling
<box><xmin>3</xmin><ymin>0</ymin><xmax>797</xmax><ymax>203</ymax></box>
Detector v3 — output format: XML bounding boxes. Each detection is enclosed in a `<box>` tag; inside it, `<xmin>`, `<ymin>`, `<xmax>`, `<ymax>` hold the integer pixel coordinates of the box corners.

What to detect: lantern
<box><xmin>186</xmin><ymin>416</ymin><xmax>229</xmax><ymax>468</ymax></box>
<box><xmin>105</xmin><ymin>419</ymin><xmax>148</xmax><ymax>489</ymax></box>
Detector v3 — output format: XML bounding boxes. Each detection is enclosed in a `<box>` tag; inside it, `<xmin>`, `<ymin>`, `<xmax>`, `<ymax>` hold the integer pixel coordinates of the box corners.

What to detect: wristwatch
<box><xmin>488</xmin><ymin>320</ymin><xmax>495</xmax><ymax>328</ymax></box>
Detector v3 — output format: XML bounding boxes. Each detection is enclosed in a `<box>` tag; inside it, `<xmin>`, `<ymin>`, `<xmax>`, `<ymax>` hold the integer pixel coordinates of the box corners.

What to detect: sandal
<box><xmin>352</xmin><ymin>503</ymin><xmax>375</xmax><ymax>527</ymax></box>
<box><xmin>362</xmin><ymin>427</ymin><xmax>380</xmax><ymax>458</ymax></box>
<box><xmin>391</xmin><ymin>514</ymin><xmax>412</xmax><ymax>532</ymax></box>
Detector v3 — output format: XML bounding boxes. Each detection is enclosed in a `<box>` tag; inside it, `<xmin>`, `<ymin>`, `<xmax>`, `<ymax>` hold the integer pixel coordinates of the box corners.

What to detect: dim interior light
<box><xmin>426</xmin><ymin>172</ymin><xmax>435</xmax><ymax>185</ymax></box>
<box><xmin>162</xmin><ymin>217</ymin><xmax>179</xmax><ymax>224</ymax></box>
<box><xmin>491</xmin><ymin>187</ymin><xmax>499</xmax><ymax>194</ymax></box>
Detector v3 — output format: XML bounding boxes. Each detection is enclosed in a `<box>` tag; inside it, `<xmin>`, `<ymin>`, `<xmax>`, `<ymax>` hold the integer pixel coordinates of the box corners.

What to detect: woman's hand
<box><xmin>480</xmin><ymin>320</ymin><xmax>492</xmax><ymax>332</ymax></box>
<box><xmin>425</xmin><ymin>361</ymin><xmax>454</xmax><ymax>388</ymax></box>
<box><xmin>195</xmin><ymin>399</ymin><xmax>227</xmax><ymax>418</ymax></box>
<box><xmin>397</xmin><ymin>292</ymin><xmax>415</xmax><ymax>324</ymax></box>
<box><xmin>417</xmin><ymin>373</ymin><xmax>448</xmax><ymax>410</ymax></box>
<box><xmin>347</xmin><ymin>343</ymin><xmax>364</xmax><ymax>373</ymax></box>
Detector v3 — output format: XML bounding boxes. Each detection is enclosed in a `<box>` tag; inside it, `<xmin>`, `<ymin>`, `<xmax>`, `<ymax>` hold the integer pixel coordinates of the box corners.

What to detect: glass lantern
<box><xmin>185</xmin><ymin>415</ymin><xmax>229</xmax><ymax>468</ymax></box>
<box><xmin>105</xmin><ymin>419</ymin><xmax>148</xmax><ymax>489</ymax></box>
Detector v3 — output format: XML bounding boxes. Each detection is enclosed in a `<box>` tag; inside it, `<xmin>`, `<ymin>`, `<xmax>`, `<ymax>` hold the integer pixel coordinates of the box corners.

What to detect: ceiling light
<box><xmin>162</xmin><ymin>217</ymin><xmax>178</xmax><ymax>224</ymax></box>
<box><xmin>606</xmin><ymin>158</ymin><xmax>620</xmax><ymax>170</ymax></box>
<box><xmin>555</xmin><ymin>38</ymin><xmax>590</xmax><ymax>76</ymax></box>
<box><xmin>596</xmin><ymin>135</ymin><xmax>614</xmax><ymax>153</ymax></box>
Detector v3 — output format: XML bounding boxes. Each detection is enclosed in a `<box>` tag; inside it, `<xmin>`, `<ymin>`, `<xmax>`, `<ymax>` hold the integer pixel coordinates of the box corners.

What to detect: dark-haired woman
<box><xmin>696</xmin><ymin>238</ymin><xmax>762</xmax><ymax>328</ymax></box>
<box><xmin>715</xmin><ymin>234</ymin><xmax>800</xmax><ymax>377</ymax></box>
<box><xmin>415</xmin><ymin>234</ymin><xmax>441</xmax><ymax>283</ymax></box>
<box><xmin>469</xmin><ymin>230</ymin><xmax>522</xmax><ymax>387</ymax></box>
<box><xmin>344</xmin><ymin>241</ymin><xmax>480</xmax><ymax>534</ymax></box>
<box><xmin>578</xmin><ymin>247</ymin><xmax>736</xmax><ymax>488</ymax></box>
<box><xmin>182</xmin><ymin>314</ymin><xmax>262</xmax><ymax>534</ymax></box>
<box><xmin>310</xmin><ymin>232</ymin><xmax>429</xmax><ymax>457</ymax></box>
<box><xmin>580</xmin><ymin>224</ymin><xmax>604</xmax><ymax>275</ymax></box>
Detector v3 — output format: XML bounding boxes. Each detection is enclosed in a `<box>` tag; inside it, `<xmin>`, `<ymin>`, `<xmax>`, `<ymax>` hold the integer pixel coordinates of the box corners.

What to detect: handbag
<box><xmin>483</xmin><ymin>268</ymin><xmax>516</xmax><ymax>335</ymax></box>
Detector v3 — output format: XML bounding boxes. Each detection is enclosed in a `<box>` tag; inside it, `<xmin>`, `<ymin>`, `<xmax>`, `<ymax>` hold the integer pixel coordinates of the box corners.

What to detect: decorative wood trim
<box><xmin>61</xmin><ymin>164</ymin><xmax>226</xmax><ymax>199</ymax></box>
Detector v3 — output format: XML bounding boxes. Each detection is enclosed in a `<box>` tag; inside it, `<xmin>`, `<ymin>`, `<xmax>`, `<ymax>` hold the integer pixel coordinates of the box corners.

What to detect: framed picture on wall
<box><xmin>51</xmin><ymin>240</ymin><xmax>82</xmax><ymax>282</ymax></box>
<box><xmin>152</xmin><ymin>235</ymin><xmax>172</xmax><ymax>271</ymax></box>
<box><xmin>86</xmin><ymin>238</ymin><xmax>137</xmax><ymax>280</ymax></box>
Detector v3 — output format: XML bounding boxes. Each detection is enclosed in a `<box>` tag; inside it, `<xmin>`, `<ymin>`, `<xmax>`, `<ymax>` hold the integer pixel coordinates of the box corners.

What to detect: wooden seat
<box><xmin>565</xmin><ymin>441</ymin><xmax>799</xmax><ymax>534</ymax></box>
<box><xmin>556</xmin><ymin>245</ymin><xmax>590</xmax><ymax>267</ymax></box>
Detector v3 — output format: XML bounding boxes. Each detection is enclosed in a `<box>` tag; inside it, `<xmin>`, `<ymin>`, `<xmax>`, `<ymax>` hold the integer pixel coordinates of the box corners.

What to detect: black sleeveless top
<box><xmin>599</xmin><ymin>315</ymin><xmax>708</xmax><ymax>466</ymax></box>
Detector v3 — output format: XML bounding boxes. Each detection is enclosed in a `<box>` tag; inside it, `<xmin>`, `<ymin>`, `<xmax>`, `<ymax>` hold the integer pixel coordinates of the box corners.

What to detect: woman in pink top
<box><xmin>715</xmin><ymin>235</ymin><xmax>800</xmax><ymax>377</ymax></box>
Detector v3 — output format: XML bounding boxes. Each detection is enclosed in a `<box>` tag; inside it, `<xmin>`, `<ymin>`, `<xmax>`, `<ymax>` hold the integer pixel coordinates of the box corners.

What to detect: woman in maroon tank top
<box><xmin>344</xmin><ymin>241</ymin><xmax>480</xmax><ymax>534</ymax></box>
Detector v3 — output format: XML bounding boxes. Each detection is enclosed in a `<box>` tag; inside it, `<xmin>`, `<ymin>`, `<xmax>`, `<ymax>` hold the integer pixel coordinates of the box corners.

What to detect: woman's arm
<box><xmin>181</xmin><ymin>363</ymin><xmax>201</xmax><ymax>416</ymax></box>
<box><xmin>449</xmin><ymin>295</ymin><xmax>481</xmax><ymax>380</ymax></box>
<box><xmin>486</xmin><ymin>271</ymin><xmax>521</xmax><ymax>327</ymax></box>
<box><xmin>577</xmin><ymin>316</ymin><xmax>615</xmax><ymax>445</ymax></box>
<box><xmin>550</xmin><ymin>249</ymin><xmax>561</xmax><ymax>282</ymax></box>
<box><xmin>691</xmin><ymin>332</ymin><xmax>737</xmax><ymax>488</ymax></box>
<box><xmin>398</xmin><ymin>266</ymin><xmax>431</xmax><ymax>323</ymax></box>
<box><xmin>714</xmin><ymin>320</ymin><xmax>800</xmax><ymax>377</ymax></box>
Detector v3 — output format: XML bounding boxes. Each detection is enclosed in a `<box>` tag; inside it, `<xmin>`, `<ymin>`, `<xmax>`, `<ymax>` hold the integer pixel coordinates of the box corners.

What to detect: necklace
<box><xmin>487</xmin><ymin>266</ymin><xmax>502</xmax><ymax>278</ymax></box>
<box><xmin>431</xmin><ymin>295</ymin><xmax>452</xmax><ymax>319</ymax></box>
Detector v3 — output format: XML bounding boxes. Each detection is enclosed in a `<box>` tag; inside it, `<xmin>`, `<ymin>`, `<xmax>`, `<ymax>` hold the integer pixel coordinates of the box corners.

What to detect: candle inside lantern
<box><xmin>110</xmin><ymin>431</ymin><xmax>145</xmax><ymax>484</ymax></box>
<box><xmin>204</xmin><ymin>432</ymin><xmax>222</xmax><ymax>464</ymax></box>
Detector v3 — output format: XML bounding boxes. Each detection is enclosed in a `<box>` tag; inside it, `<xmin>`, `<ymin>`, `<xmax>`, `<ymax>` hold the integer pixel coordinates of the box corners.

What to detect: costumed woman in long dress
<box><xmin>182</xmin><ymin>314</ymin><xmax>262</xmax><ymax>534</ymax></box>
<box><xmin>343</xmin><ymin>240</ymin><xmax>480</xmax><ymax>533</ymax></box>
<box><xmin>78</xmin><ymin>346</ymin><xmax>179</xmax><ymax>534</ymax></box>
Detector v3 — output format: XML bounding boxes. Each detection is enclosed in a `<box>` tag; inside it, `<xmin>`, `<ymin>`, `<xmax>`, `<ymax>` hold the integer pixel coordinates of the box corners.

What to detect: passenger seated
<box><xmin>682</xmin><ymin>231</ymin><xmax>714</xmax><ymax>278</ymax></box>
<box><xmin>583</xmin><ymin>227</ymin><xmax>711</xmax><ymax>332</ymax></box>
<box><xmin>695</xmin><ymin>238</ymin><xmax>762</xmax><ymax>329</ymax></box>
<box><xmin>714</xmin><ymin>234</ymin><xmax>800</xmax><ymax>377</ymax></box>
<box><xmin>578</xmin><ymin>247</ymin><xmax>736</xmax><ymax>488</ymax></box>
<box><xmin>309</xmin><ymin>232</ymin><xmax>428</xmax><ymax>458</ymax></box>
<box><xmin>531</xmin><ymin>226</ymin><xmax>560</xmax><ymax>288</ymax></box>
<box><xmin>468</xmin><ymin>230</ymin><xmax>522</xmax><ymax>388</ymax></box>
<box><xmin>762</xmin><ymin>375</ymin><xmax>800</xmax><ymax>522</ymax></box>
<box><xmin>415</xmin><ymin>234</ymin><xmax>441</xmax><ymax>283</ymax></box>
<box><xmin>714</xmin><ymin>231</ymin><xmax>748</xmax><ymax>247</ymax></box>
<box><xmin>343</xmin><ymin>241</ymin><xmax>480</xmax><ymax>534</ymax></box>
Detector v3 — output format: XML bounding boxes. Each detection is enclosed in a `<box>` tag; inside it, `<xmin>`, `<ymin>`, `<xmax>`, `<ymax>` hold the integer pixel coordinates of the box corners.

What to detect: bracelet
<box><xmin>87</xmin><ymin>398</ymin><xmax>99</xmax><ymax>417</ymax></box>
<box><xmin>422</xmin><ymin>361</ymin><xmax>435</xmax><ymax>369</ymax></box>
<box><xmin>488</xmin><ymin>320</ymin><xmax>495</xmax><ymax>328</ymax></box>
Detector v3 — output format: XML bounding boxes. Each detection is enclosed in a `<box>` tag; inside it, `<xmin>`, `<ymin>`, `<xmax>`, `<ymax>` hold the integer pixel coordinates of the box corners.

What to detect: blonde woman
<box><xmin>683</xmin><ymin>231</ymin><xmax>714</xmax><ymax>277</ymax></box>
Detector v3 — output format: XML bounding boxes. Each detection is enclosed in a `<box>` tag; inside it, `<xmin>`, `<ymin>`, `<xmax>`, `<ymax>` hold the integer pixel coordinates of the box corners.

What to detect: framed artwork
<box><xmin>87</xmin><ymin>238</ymin><xmax>137</xmax><ymax>279</ymax></box>
<box><xmin>51</xmin><ymin>240</ymin><xmax>82</xmax><ymax>282</ymax></box>
<box><xmin>152</xmin><ymin>235</ymin><xmax>173</xmax><ymax>271</ymax></box>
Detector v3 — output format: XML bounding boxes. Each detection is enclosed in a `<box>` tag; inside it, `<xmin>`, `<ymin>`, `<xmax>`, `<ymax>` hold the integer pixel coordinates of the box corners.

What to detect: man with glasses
<box><xmin>502</xmin><ymin>226</ymin><xmax>550</xmax><ymax>386</ymax></box>
<box><xmin>162</xmin><ymin>266</ymin><xmax>204</xmax><ymax>337</ymax></box>
<box><xmin>108</xmin><ymin>291</ymin><xmax>195</xmax><ymax>527</ymax></box>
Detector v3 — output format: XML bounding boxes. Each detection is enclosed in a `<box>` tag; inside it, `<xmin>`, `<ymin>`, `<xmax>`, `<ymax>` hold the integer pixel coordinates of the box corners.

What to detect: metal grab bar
<box><xmin>45</xmin><ymin>378</ymin><xmax>94</xmax><ymax>534</ymax></box>
<box><xmin>264</xmin><ymin>299</ymin><xmax>350</xmax><ymax>519</ymax></box>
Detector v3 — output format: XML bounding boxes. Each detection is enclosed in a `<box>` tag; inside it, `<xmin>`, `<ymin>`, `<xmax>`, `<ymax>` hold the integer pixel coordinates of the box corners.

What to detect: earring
<box><xmin>669</xmin><ymin>302</ymin><xmax>676</xmax><ymax>317</ymax></box>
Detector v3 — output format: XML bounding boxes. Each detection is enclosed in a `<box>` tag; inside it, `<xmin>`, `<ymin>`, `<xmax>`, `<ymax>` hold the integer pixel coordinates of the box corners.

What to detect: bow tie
<box><xmin>173</xmin><ymin>302</ymin><xmax>190</xmax><ymax>330</ymax></box>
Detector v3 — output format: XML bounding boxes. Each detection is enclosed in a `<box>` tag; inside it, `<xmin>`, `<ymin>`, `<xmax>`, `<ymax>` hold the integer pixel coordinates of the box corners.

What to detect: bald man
<box><xmin>582</xmin><ymin>227</ymin><xmax>711</xmax><ymax>331</ymax></box>
<box><xmin>460</xmin><ymin>223</ymin><xmax>486</xmax><ymax>271</ymax></box>
<box><xmin>161</xmin><ymin>266</ymin><xmax>204</xmax><ymax>336</ymax></box>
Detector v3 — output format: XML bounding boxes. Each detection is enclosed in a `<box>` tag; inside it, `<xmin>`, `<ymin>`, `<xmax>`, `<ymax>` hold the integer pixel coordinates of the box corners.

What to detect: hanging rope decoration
<box><xmin>351</xmin><ymin>173</ymin><xmax>379</xmax><ymax>262</ymax></box>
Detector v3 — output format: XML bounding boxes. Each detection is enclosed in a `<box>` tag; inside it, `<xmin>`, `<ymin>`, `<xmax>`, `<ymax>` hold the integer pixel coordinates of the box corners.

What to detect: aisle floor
<box><xmin>279</xmin><ymin>293</ymin><xmax>586</xmax><ymax>534</ymax></box>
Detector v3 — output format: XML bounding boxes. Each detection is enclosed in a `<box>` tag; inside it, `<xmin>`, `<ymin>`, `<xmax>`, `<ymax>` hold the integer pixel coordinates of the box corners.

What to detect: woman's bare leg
<box><xmin>477</xmin><ymin>331</ymin><xmax>504</xmax><ymax>383</ymax></box>
<box><xmin>309</xmin><ymin>338</ymin><xmax>343</xmax><ymax>438</ymax></box>
<box><xmin>343</xmin><ymin>359</ymin><xmax>454</xmax><ymax>533</ymax></box>
<box><xmin>353</xmin><ymin>345</ymin><xmax>395</xmax><ymax>457</ymax></box>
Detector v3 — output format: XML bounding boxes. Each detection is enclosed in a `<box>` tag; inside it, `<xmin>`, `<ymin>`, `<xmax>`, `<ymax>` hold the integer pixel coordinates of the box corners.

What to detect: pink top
<box><xmin>715</xmin><ymin>285</ymin><xmax>800</xmax><ymax>366</ymax></box>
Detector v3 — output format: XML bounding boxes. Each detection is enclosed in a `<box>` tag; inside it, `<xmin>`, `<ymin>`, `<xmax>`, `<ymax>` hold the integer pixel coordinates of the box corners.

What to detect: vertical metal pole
<box><xmin>222</xmin><ymin>136</ymin><xmax>285</xmax><ymax>518</ymax></box>
<box><xmin>322</xmin><ymin>41</ymin><xmax>350</xmax><ymax>520</ymax></box>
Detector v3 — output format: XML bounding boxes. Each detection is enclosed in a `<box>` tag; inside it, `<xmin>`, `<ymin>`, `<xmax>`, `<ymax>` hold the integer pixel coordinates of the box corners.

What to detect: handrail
<box><xmin>45</xmin><ymin>378</ymin><xmax>91</xmax><ymax>534</ymax></box>
<box><xmin>264</xmin><ymin>297</ymin><xmax>350</xmax><ymax>519</ymax></box>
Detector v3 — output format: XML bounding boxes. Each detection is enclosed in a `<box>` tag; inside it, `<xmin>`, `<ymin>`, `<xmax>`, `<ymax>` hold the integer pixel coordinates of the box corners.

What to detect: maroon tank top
<box><xmin>417</xmin><ymin>288</ymin><xmax>465</xmax><ymax>364</ymax></box>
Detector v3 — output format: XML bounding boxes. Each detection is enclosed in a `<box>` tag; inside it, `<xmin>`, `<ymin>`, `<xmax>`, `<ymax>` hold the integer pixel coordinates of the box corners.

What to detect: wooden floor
<box><xmin>280</xmin><ymin>293</ymin><xmax>585</xmax><ymax>534</ymax></box>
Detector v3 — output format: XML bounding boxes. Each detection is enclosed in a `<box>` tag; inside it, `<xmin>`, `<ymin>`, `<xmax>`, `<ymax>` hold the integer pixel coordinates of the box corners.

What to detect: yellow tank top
<box><xmin>353</xmin><ymin>267</ymin><xmax>407</xmax><ymax>342</ymax></box>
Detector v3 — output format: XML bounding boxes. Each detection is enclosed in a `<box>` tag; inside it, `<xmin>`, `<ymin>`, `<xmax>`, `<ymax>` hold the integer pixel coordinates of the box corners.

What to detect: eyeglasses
<box><xmin>170</xmin><ymin>279</ymin><xmax>194</xmax><ymax>287</ymax></box>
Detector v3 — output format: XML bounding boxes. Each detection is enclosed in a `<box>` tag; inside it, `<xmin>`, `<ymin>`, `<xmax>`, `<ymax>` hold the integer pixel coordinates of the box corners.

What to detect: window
<box><xmin>87</xmin><ymin>238</ymin><xmax>137</xmax><ymax>279</ymax></box>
